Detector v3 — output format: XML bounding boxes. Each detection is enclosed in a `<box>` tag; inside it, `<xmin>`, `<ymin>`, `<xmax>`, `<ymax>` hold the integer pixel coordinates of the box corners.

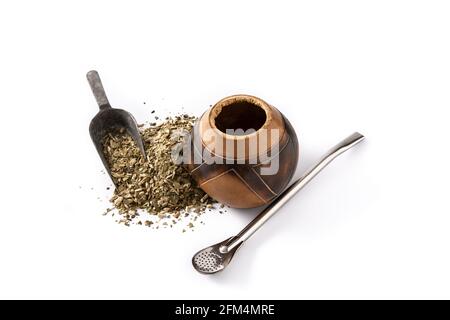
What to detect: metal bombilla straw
<box><xmin>192</xmin><ymin>132</ymin><xmax>365</xmax><ymax>274</ymax></box>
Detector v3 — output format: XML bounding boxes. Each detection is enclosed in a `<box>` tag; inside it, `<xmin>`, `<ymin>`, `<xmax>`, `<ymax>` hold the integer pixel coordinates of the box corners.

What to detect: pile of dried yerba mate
<box><xmin>101</xmin><ymin>112</ymin><xmax>224</xmax><ymax>231</ymax></box>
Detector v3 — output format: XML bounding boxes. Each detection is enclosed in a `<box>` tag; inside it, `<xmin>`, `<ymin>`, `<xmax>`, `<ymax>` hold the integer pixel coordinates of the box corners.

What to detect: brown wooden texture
<box><xmin>185</xmin><ymin>95</ymin><xmax>299</xmax><ymax>208</ymax></box>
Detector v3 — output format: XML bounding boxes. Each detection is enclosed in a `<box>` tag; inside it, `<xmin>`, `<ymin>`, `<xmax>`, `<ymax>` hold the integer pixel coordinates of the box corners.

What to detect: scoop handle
<box><xmin>87</xmin><ymin>70</ymin><xmax>111</xmax><ymax>110</ymax></box>
<box><xmin>226</xmin><ymin>132</ymin><xmax>365</xmax><ymax>251</ymax></box>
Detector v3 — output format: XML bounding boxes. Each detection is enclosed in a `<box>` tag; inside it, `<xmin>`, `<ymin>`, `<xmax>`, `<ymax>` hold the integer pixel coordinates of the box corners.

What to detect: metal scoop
<box><xmin>193</xmin><ymin>132</ymin><xmax>365</xmax><ymax>274</ymax></box>
<box><xmin>87</xmin><ymin>70</ymin><xmax>146</xmax><ymax>185</ymax></box>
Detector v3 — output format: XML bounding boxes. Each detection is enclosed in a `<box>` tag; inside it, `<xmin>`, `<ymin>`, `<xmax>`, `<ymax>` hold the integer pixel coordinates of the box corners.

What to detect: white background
<box><xmin>0</xmin><ymin>0</ymin><xmax>449</xmax><ymax>299</ymax></box>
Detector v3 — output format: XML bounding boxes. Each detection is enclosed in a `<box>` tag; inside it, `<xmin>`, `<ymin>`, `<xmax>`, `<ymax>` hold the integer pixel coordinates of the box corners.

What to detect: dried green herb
<box><xmin>102</xmin><ymin>114</ymin><xmax>215</xmax><ymax>228</ymax></box>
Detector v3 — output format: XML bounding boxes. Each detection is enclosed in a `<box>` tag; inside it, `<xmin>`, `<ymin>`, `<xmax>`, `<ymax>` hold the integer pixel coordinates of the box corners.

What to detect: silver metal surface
<box><xmin>192</xmin><ymin>237</ymin><xmax>242</xmax><ymax>274</ymax></box>
<box><xmin>192</xmin><ymin>132</ymin><xmax>365</xmax><ymax>274</ymax></box>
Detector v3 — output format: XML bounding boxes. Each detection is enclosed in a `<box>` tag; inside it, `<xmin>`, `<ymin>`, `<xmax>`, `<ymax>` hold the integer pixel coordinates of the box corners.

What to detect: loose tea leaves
<box><xmin>102</xmin><ymin>115</ymin><xmax>215</xmax><ymax>227</ymax></box>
